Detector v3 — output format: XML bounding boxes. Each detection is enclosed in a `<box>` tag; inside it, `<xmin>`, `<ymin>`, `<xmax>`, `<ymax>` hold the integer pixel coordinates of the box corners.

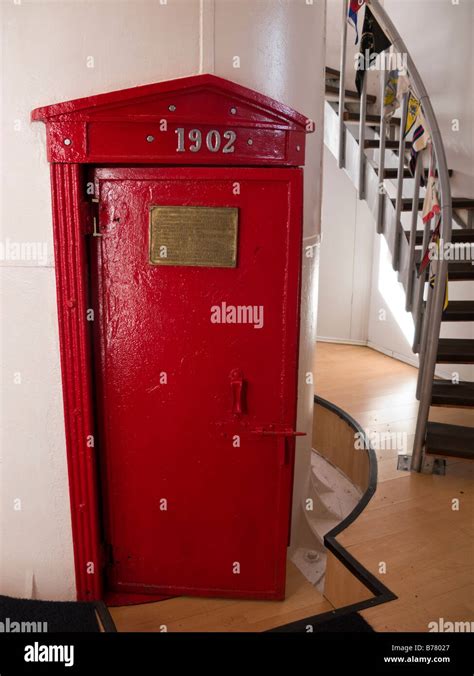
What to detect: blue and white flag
<box><xmin>348</xmin><ymin>0</ymin><xmax>366</xmax><ymax>44</ymax></box>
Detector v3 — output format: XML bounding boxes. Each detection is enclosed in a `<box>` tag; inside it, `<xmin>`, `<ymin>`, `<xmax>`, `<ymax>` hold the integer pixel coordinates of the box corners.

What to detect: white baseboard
<box><xmin>367</xmin><ymin>341</ymin><xmax>419</xmax><ymax>368</ymax></box>
<box><xmin>316</xmin><ymin>335</ymin><xmax>368</xmax><ymax>346</ymax></box>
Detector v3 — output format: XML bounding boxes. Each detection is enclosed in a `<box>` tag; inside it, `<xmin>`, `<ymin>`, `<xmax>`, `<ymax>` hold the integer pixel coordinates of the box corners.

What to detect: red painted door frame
<box><xmin>31</xmin><ymin>74</ymin><xmax>313</xmax><ymax>601</ymax></box>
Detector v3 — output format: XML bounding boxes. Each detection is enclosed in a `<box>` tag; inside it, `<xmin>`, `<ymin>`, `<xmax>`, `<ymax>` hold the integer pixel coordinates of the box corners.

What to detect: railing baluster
<box><xmin>416</xmin><ymin>238</ymin><xmax>435</xmax><ymax>400</ymax></box>
<box><xmin>392</xmin><ymin>92</ymin><xmax>409</xmax><ymax>270</ymax></box>
<box><xmin>406</xmin><ymin>151</ymin><xmax>423</xmax><ymax>310</ymax></box>
<box><xmin>412</xmin><ymin>210</ymin><xmax>431</xmax><ymax>354</ymax></box>
<box><xmin>376</xmin><ymin>70</ymin><xmax>388</xmax><ymax>233</ymax></box>
<box><xmin>358</xmin><ymin>71</ymin><xmax>368</xmax><ymax>199</ymax></box>
<box><xmin>338</xmin><ymin>0</ymin><xmax>348</xmax><ymax>169</ymax></box>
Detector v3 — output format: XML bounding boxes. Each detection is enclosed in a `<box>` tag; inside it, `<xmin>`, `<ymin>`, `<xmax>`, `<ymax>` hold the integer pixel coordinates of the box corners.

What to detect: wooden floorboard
<box><xmin>314</xmin><ymin>343</ymin><xmax>474</xmax><ymax>632</ymax></box>
<box><xmin>109</xmin><ymin>562</ymin><xmax>333</xmax><ymax>632</ymax></box>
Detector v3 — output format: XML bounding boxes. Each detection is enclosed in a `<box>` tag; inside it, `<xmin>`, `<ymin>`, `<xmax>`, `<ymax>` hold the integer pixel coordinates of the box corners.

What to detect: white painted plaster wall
<box><xmin>0</xmin><ymin>0</ymin><xmax>326</xmax><ymax>600</ymax></box>
<box><xmin>317</xmin><ymin>145</ymin><xmax>374</xmax><ymax>344</ymax></box>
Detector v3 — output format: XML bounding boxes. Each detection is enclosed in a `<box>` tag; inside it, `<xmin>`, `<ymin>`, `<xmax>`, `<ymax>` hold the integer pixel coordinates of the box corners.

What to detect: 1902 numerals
<box><xmin>175</xmin><ymin>128</ymin><xmax>236</xmax><ymax>154</ymax></box>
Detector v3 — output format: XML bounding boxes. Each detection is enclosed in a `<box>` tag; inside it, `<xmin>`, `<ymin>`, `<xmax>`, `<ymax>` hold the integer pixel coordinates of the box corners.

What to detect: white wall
<box><xmin>0</xmin><ymin>0</ymin><xmax>326</xmax><ymax>600</ymax></box>
<box><xmin>384</xmin><ymin>0</ymin><xmax>474</xmax><ymax>198</ymax></box>
<box><xmin>318</xmin><ymin>145</ymin><xmax>374</xmax><ymax>344</ymax></box>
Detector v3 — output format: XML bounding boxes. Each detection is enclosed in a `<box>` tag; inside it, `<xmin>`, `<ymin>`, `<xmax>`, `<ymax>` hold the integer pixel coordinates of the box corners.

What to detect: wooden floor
<box><xmin>315</xmin><ymin>343</ymin><xmax>474</xmax><ymax>632</ymax></box>
<box><xmin>110</xmin><ymin>342</ymin><xmax>473</xmax><ymax>632</ymax></box>
<box><xmin>110</xmin><ymin>562</ymin><xmax>333</xmax><ymax>632</ymax></box>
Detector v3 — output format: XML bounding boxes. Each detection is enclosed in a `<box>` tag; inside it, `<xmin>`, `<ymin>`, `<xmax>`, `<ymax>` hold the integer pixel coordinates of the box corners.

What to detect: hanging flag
<box><xmin>404</xmin><ymin>94</ymin><xmax>420</xmax><ymax>138</ymax></box>
<box><xmin>429</xmin><ymin>275</ymin><xmax>449</xmax><ymax>311</ymax></box>
<box><xmin>396</xmin><ymin>73</ymin><xmax>410</xmax><ymax>101</ymax></box>
<box><xmin>419</xmin><ymin>216</ymin><xmax>448</xmax><ymax>311</ymax></box>
<box><xmin>422</xmin><ymin>146</ymin><xmax>441</xmax><ymax>223</ymax></box>
<box><xmin>383</xmin><ymin>69</ymin><xmax>399</xmax><ymax>120</ymax></box>
<box><xmin>412</xmin><ymin>112</ymin><xmax>430</xmax><ymax>153</ymax></box>
<box><xmin>408</xmin><ymin>146</ymin><xmax>426</xmax><ymax>187</ymax></box>
<box><xmin>355</xmin><ymin>7</ymin><xmax>392</xmax><ymax>95</ymax></box>
<box><xmin>348</xmin><ymin>0</ymin><xmax>366</xmax><ymax>44</ymax></box>
<box><xmin>409</xmin><ymin>112</ymin><xmax>430</xmax><ymax>185</ymax></box>
<box><xmin>419</xmin><ymin>216</ymin><xmax>441</xmax><ymax>276</ymax></box>
<box><xmin>423</xmin><ymin>174</ymin><xmax>440</xmax><ymax>223</ymax></box>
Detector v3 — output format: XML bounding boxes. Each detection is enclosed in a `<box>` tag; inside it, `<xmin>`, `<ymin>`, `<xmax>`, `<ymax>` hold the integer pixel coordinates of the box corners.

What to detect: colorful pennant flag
<box><xmin>408</xmin><ymin>146</ymin><xmax>425</xmax><ymax>186</ymax></box>
<box><xmin>404</xmin><ymin>94</ymin><xmax>420</xmax><ymax>138</ymax></box>
<box><xmin>429</xmin><ymin>274</ymin><xmax>449</xmax><ymax>311</ymax></box>
<box><xmin>422</xmin><ymin>146</ymin><xmax>441</xmax><ymax>223</ymax></box>
<box><xmin>348</xmin><ymin>0</ymin><xmax>366</xmax><ymax>44</ymax></box>
<box><xmin>355</xmin><ymin>8</ymin><xmax>391</xmax><ymax>95</ymax></box>
<box><xmin>409</xmin><ymin>111</ymin><xmax>430</xmax><ymax>185</ymax></box>
<box><xmin>383</xmin><ymin>70</ymin><xmax>399</xmax><ymax>120</ymax></box>
<box><xmin>418</xmin><ymin>216</ymin><xmax>448</xmax><ymax>311</ymax></box>
<box><xmin>395</xmin><ymin>73</ymin><xmax>409</xmax><ymax>103</ymax></box>
<box><xmin>412</xmin><ymin>113</ymin><xmax>430</xmax><ymax>153</ymax></box>
<box><xmin>419</xmin><ymin>217</ymin><xmax>440</xmax><ymax>276</ymax></box>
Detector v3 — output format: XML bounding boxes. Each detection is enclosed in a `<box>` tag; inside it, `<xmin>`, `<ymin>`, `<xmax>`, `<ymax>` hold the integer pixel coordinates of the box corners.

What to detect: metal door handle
<box><xmin>250</xmin><ymin>427</ymin><xmax>306</xmax><ymax>465</ymax></box>
<box><xmin>250</xmin><ymin>427</ymin><xmax>306</xmax><ymax>438</ymax></box>
<box><xmin>230</xmin><ymin>368</ymin><xmax>245</xmax><ymax>415</ymax></box>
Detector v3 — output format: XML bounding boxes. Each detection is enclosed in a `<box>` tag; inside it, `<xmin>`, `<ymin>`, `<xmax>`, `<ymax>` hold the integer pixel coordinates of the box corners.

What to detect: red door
<box><xmin>92</xmin><ymin>166</ymin><xmax>303</xmax><ymax>600</ymax></box>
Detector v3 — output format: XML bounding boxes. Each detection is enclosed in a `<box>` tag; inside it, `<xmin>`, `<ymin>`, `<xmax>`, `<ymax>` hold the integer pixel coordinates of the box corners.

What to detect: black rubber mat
<box><xmin>0</xmin><ymin>595</ymin><xmax>116</xmax><ymax>632</ymax></box>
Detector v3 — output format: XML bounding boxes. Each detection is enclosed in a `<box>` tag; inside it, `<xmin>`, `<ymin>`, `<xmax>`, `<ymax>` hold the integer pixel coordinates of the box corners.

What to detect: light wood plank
<box><xmin>110</xmin><ymin>562</ymin><xmax>333</xmax><ymax>632</ymax></box>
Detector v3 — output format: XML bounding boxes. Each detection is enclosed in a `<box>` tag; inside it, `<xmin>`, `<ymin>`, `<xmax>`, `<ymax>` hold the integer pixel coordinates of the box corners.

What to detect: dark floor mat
<box><xmin>0</xmin><ymin>595</ymin><xmax>116</xmax><ymax>632</ymax></box>
<box><xmin>269</xmin><ymin>610</ymin><xmax>375</xmax><ymax>632</ymax></box>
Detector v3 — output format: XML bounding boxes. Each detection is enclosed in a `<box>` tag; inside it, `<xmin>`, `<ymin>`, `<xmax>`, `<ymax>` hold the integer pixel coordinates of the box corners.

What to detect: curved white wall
<box><xmin>0</xmin><ymin>0</ymin><xmax>326</xmax><ymax>600</ymax></box>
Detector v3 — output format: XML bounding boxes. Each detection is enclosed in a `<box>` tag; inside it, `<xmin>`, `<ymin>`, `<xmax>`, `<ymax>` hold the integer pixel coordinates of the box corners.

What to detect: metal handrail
<box><xmin>338</xmin><ymin>0</ymin><xmax>349</xmax><ymax>168</ymax></box>
<box><xmin>338</xmin><ymin>0</ymin><xmax>452</xmax><ymax>471</ymax></box>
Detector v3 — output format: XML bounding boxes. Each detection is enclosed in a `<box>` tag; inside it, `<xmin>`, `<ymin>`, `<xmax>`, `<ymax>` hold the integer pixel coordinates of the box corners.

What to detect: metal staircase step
<box><xmin>365</xmin><ymin>139</ymin><xmax>412</xmax><ymax>150</ymax></box>
<box><xmin>379</xmin><ymin>168</ymin><xmax>453</xmax><ymax>179</ymax></box>
<box><xmin>415</xmin><ymin>262</ymin><xmax>474</xmax><ymax>281</ymax></box>
<box><xmin>344</xmin><ymin>111</ymin><xmax>401</xmax><ymax>126</ymax></box>
<box><xmin>325</xmin><ymin>66</ymin><xmax>340</xmax><ymax>80</ymax></box>
<box><xmin>415</xmin><ymin>249</ymin><xmax>474</xmax><ymax>274</ymax></box>
<box><xmin>394</xmin><ymin>198</ymin><xmax>474</xmax><ymax>212</ymax></box>
<box><xmin>448</xmin><ymin>262</ymin><xmax>474</xmax><ymax>281</ymax></box>
<box><xmin>325</xmin><ymin>84</ymin><xmax>376</xmax><ymax>104</ymax></box>
<box><xmin>437</xmin><ymin>339</ymin><xmax>474</xmax><ymax>363</ymax></box>
<box><xmin>425</xmin><ymin>422</ymin><xmax>474</xmax><ymax>459</ymax></box>
<box><xmin>442</xmin><ymin>301</ymin><xmax>474</xmax><ymax>322</ymax></box>
<box><xmin>431</xmin><ymin>381</ymin><xmax>474</xmax><ymax>407</ymax></box>
<box><xmin>408</xmin><ymin>228</ymin><xmax>474</xmax><ymax>245</ymax></box>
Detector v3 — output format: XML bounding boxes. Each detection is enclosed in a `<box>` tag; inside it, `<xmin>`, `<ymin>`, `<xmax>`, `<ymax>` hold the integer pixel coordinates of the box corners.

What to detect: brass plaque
<box><xmin>149</xmin><ymin>206</ymin><xmax>238</xmax><ymax>268</ymax></box>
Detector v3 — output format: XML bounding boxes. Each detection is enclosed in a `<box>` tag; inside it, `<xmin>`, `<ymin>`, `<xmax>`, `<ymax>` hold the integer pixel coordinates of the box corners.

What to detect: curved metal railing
<box><xmin>337</xmin><ymin>0</ymin><xmax>452</xmax><ymax>471</ymax></box>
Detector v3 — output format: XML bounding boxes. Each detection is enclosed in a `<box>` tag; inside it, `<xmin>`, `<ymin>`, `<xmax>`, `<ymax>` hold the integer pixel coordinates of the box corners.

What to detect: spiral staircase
<box><xmin>323</xmin><ymin>0</ymin><xmax>474</xmax><ymax>474</ymax></box>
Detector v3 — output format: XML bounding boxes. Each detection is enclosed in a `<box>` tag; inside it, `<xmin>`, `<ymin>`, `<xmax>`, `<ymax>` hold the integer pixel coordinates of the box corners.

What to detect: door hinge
<box><xmin>82</xmin><ymin>198</ymin><xmax>101</xmax><ymax>236</ymax></box>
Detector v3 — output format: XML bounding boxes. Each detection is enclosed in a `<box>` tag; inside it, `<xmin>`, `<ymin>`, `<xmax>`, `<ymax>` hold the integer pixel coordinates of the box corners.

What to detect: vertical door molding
<box><xmin>50</xmin><ymin>162</ymin><xmax>102</xmax><ymax>600</ymax></box>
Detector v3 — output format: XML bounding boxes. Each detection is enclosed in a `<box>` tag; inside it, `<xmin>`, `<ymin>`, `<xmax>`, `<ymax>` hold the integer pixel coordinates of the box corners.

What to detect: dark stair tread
<box><xmin>407</xmin><ymin>228</ymin><xmax>474</xmax><ymax>245</ymax></box>
<box><xmin>325</xmin><ymin>66</ymin><xmax>340</xmax><ymax>79</ymax></box>
<box><xmin>419</xmin><ymin>263</ymin><xmax>474</xmax><ymax>281</ymax></box>
<box><xmin>448</xmin><ymin>262</ymin><xmax>474</xmax><ymax>281</ymax></box>
<box><xmin>413</xmin><ymin>250</ymin><xmax>474</xmax><ymax>279</ymax></box>
<box><xmin>365</xmin><ymin>139</ymin><xmax>412</xmax><ymax>150</ymax></box>
<box><xmin>344</xmin><ymin>111</ymin><xmax>401</xmax><ymax>126</ymax></box>
<box><xmin>379</xmin><ymin>168</ymin><xmax>453</xmax><ymax>179</ymax></box>
<box><xmin>431</xmin><ymin>381</ymin><xmax>474</xmax><ymax>407</ymax></box>
<box><xmin>442</xmin><ymin>301</ymin><xmax>474</xmax><ymax>322</ymax></box>
<box><xmin>325</xmin><ymin>84</ymin><xmax>377</xmax><ymax>104</ymax></box>
<box><xmin>437</xmin><ymin>339</ymin><xmax>474</xmax><ymax>363</ymax></box>
<box><xmin>393</xmin><ymin>197</ymin><xmax>474</xmax><ymax>212</ymax></box>
<box><xmin>425</xmin><ymin>422</ymin><xmax>474</xmax><ymax>459</ymax></box>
